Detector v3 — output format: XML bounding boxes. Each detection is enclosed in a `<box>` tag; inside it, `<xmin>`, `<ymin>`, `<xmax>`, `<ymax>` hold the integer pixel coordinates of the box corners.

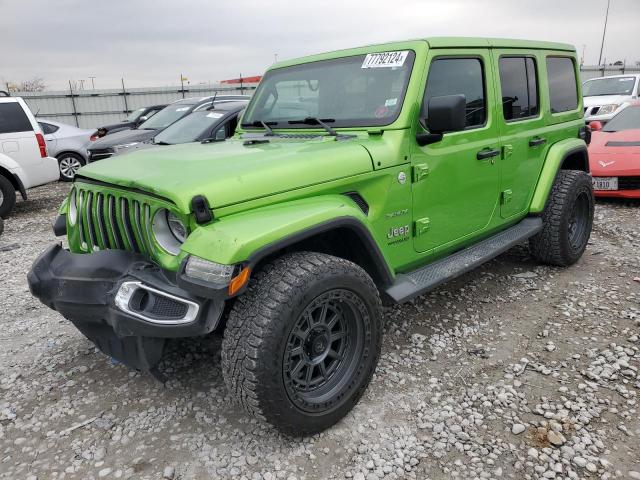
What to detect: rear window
<box><xmin>546</xmin><ymin>57</ymin><xmax>578</xmax><ymax>113</ymax></box>
<box><xmin>0</xmin><ymin>102</ymin><xmax>33</xmax><ymax>134</ymax></box>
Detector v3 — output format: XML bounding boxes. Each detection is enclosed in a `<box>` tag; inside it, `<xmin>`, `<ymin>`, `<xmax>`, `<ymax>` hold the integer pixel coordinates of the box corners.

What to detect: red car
<box><xmin>588</xmin><ymin>102</ymin><xmax>640</xmax><ymax>198</ymax></box>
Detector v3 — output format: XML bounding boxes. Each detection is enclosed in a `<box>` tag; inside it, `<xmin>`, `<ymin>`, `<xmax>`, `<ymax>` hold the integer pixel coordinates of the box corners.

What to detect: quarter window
<box><xmin>424</xmin><ymin>58</ymin><xmax>486</xmax><ymax>128</ymax></box>
<box><xmin>546</xmin><ymin>57</ymin><xmax>578</xmax><ymax>113</ymax></box>
<box><xmin>498</xmin><ymin>57</ymin><xmax>539</xmax><ymax>121</ymax></box>
<box><xmin>39</xmin><ymin>122</ymin><xmax>59</xmax><ymax>134</ymax></box>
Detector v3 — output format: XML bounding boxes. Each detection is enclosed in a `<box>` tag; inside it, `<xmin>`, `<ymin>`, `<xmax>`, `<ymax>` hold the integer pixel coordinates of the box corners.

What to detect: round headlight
<box><xmin>167</xmin><ymin>211</ymin><xmax>187</xmax><ymax>243</ymax></box>
<box><xmin>68</xmin><ymin>189</ymin><xmax>78</xmax><ymax>226</ymax></box>
<box><xmin>152</xmin><ymin>208</ymin><xmax>187</xmax><ymax>255</ymax></box>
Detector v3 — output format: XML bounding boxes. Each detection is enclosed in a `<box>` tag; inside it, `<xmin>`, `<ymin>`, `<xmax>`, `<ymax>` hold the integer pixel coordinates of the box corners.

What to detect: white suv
<box><xmin>583</xmin><ymin>74</ymin><xmax>640</xmax><ymax>123</ymax></box>
<box><xmin>0</xmin><ymin>92</ymin><xmax>59</xmax><ymax>217</ymax></box>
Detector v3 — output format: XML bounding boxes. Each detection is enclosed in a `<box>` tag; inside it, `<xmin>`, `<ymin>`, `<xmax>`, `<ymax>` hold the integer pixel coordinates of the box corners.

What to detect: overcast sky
<box><xmin>1</xmin><ymin>0</ymin><xmax>638</xmax><ymax>91</ymax></box>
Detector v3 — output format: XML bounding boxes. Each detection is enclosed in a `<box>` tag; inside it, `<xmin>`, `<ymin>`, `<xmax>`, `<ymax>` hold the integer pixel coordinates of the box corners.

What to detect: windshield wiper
<box><xmin>288</xmin><ymin>117</ymin><xmax>337</xmax><ymax>136</ymax></box>
<box><xmin>241</xmin><ymin>120</ymin><xmax>278</xmax><ymax>136</ymax></box>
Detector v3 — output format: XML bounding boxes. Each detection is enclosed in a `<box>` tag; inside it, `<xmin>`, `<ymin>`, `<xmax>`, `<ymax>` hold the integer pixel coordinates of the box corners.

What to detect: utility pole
<box><xmin>89</xmin><ymin>76</ymin><xmax>96</xmax><ymax>89</ymax></box>
<box><xmin>581</xmin><ymin>45</ymin><xmax>586</xmax><ymax>66</ymax></box>
<box><xmin>274</xmin><ymin>53</ymin><xmax>278</xmax><ymax>63</ymax></box>
<box><xmin>598</xmin><ymin>0</ymin><xmax>611</xmax><ymax>66</ymax></box>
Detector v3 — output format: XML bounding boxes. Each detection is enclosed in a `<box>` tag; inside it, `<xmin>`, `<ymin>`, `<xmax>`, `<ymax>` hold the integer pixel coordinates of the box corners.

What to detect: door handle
<box><xmin>529</xmin><ymin>137</ymin><xmax>547</xmax><ymax>147</ymax></box>
<box><xmin>476</xmin><ymin>148</ymin><xmax>500</xmax><ymax>160</ymax></box>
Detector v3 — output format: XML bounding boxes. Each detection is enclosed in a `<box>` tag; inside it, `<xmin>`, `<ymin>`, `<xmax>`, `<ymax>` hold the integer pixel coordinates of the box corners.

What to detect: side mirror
<box><xmin>417</xmin><ymin>94</ymin><xmax>466</xmax><ymax>146</ymax></box>
<box><xmin>138</xmin><ymin>116</ymin><xmax>148</xmax><ymax>124</ymax></box>
<box><xmin>588</xmin><ymin>120</ymin><xmax>603</xmax><ymax>132</ymax></box>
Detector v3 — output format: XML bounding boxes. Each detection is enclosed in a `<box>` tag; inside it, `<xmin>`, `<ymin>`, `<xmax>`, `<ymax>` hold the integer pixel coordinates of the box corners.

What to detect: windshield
<box><xmin>126</xmin><ymin>108</ymin><xmax>146</xmax><ymax>122</ymax></box>
<box><xmin>602</xmin><ymin>105</ymin><xmax>640</xmax><ymax>132</ymax></box>
<box><xmin>583</xmin><ymin>77</ymin><xmax>636</xmax><ymax>96</ymax></box>
<box><xmin>138</xmin><ymin>104</ymin><xmax>193</xmax><ymax>130</ymax></box>
<box><xmin>242</xmin><ymin>50</ymin><xmax>415</xmax><ymax>129</ymax></box>
<box><xmin>154</xmin><ymin>110</ymin><xmax>227</xmax><ymax>144</ymax></box>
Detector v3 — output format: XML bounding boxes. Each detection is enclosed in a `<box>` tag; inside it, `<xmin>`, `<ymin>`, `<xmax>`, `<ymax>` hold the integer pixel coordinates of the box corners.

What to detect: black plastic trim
<box><xmin>246</xmin><ymin>217</ymin><xmax>394</xmax><ymax>287</ymax></box>
<box><xmin>52</xmin><ymin>214</ymin><xmax>66</xmax><ymax>237</ymax></box>
<box><xmin>192</xmin><ymin>195</ymin><xmax>213</xmax><ymax>224</ymax></box>
<box><xmin>11</xmin><ymin>172</ymin><xmax>27</xmax><ymax>200</ymax></box>
<box><xmin>386</xmin><ymin>217</ymin><xmax>543</xmax><ymax>303</ymax></box>
<box><xmin>27</xmin><ymin>244</ymin><xmax>226</xmax><ymax>372</ymax></box>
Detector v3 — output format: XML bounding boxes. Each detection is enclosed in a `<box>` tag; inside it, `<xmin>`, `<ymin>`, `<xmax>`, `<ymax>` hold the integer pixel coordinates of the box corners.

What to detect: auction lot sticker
<box><xmin>362</xmin><ymin>51</ymin><xmax>409</xmax><ymax>69</ymax></box>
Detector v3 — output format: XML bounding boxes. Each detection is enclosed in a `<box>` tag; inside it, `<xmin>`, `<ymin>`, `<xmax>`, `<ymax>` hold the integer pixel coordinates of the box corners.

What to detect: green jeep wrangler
<box><xmin>28</xmin><ymin>37</ymin><xmax>594</xmax><ymax>435</ymax></box>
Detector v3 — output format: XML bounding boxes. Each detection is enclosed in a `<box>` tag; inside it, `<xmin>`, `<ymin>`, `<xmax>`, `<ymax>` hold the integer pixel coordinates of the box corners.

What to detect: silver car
<box><xmin>38</xmin><ymin>120</ymin><xmax>97</xmax><ymax>181</ymax></box>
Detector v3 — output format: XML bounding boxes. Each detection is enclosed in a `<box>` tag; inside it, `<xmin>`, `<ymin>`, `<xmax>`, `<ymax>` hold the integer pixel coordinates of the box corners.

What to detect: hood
<box><xmin>583</xmin><ymin>94</ymin><xmax>629</xmax><ymax>107</ymax></box>
<box><xmin>89</xmin><ymin>128</ymin><xmax>158</xmax><ymax>150</ymax></box>
<box><xmin>589</xmin><ymin>129</ymin><xmax>640</xmax><ymax>176</ymax></box>
<box><xmin>77</xmin><ymin>136</ymin><xmax>374</xmax><ymax>212</ymax></box>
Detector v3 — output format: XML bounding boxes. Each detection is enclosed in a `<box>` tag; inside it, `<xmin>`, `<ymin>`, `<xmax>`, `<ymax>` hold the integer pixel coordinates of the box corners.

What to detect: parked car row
<box><xmin>0</xmin><ymin>91</ymin><xmax>250</xmax><ymax>219</ymax></box>
<box><xmin>87</xmin><ymin>95</ymin><xmax>249</xmax><ymax>162</ymax></box>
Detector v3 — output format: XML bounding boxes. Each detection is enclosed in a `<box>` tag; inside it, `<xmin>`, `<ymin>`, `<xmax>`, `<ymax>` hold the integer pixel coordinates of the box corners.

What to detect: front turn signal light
<box><xmin>228</xmin><ymin>267</ymin><xmax>251</xmax><ymax>296</ymax></box>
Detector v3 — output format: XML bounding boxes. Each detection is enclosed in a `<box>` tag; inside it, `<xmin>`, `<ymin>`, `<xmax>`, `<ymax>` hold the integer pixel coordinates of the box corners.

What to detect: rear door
<box><xmin>411</xmin><ymin>49</ymin><xmax>501</xmax><ymax>253</ymax></box>
<box><xmin>491</xmin><ymin>51</ymin><xmax>548</xmax><ymax>218</ymax></box>
<box><xmin>0</xmin><ymin>99</ymin><xmax>41</xmax><ymax>170</ymax></box>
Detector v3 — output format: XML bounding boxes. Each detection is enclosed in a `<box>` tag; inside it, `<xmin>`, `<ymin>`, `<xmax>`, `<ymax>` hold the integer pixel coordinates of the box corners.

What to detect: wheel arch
<box><xmin>559</xmin><ymin>147</ymin><xmax>589</xmax><ymax>173</ymax></box>
<box><xmin>246</xmin><ymin>217</ymin><xmax>395</xmax><ymax>288</ymax></box>
<box><xmin>529</xmin><ymin>139</ymin><xmax>589</xmax><ymax>214</ymax></box>
<box><xmin>55</xmin><ymin>150</ymin><xmax>87</xmax><ymax>162</ymax></box>
<box><xmin>0</xmin><ymin>166</ymin><xmax>27</xmax><ymax>200</ymax></box>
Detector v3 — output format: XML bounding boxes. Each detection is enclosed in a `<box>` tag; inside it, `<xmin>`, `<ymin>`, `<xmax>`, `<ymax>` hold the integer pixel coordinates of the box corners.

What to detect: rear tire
<box><xmin>529</xmin><ymin>170</ymin><xmax>594</xmax><ymax>266</ymax></box>
<box><xmin>0</xmin><ymin>175</ymin><xmax>16</xmax><ymax>219</ymax></box>
<box><xmin>57</xmin><ymin>153</ymin><xmax>85</xmax><ymax>182</ymax></box>
<box><xmin>221</xmin><ymin>252</ymin><xmax>383</xmax><ymax>436</ymax></box>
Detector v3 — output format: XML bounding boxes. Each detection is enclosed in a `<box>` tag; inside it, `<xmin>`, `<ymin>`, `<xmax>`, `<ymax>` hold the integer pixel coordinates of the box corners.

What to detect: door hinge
<box><xmin>501</xmin><ymin>189</ymin><xmax>513</xmax><ymax>204</ymax></box>
<box><xmin>502</xmin><ymin>144</ymin><xmax>513</xmax><ymax>159</ymax></box>
<box><xmin>412</xmin><ymin>163</ymin><xmax>430</xmax><ymax>183</ymax></box>
<box><xmin>414</xmin><ymin>217</ymin><xmax>430</xmax><ymax>236</ymax></box>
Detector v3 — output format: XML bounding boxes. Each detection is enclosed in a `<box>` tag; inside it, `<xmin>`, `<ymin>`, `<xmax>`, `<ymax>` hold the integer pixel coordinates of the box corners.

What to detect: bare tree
<box><xmin>7</xmin><ymin>77</ymin><xmax>47</xmax><ymax>92</ymax></box>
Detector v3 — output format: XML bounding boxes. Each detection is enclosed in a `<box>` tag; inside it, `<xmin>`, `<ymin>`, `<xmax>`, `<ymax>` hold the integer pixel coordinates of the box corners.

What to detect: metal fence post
<box><xmin>68</xmin><ymin>80</ymin><xmax>79</xmax><ymax>127</ymax></box>
<box><xmin>121</xmin><ymin>78</ymin><xmax>129</xmax><ymax>114</ymax></box>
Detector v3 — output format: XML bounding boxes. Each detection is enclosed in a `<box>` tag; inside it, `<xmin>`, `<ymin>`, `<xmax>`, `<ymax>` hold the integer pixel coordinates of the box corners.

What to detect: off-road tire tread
<box><xmin>221</xmin><ymin>251</ymin><xmax>382</xmax><ymax>435</ymax></box>
<box><xmin>529</xmin><ymin>169</ymin><xmax>594</xmax><ymax>267</ymax></box>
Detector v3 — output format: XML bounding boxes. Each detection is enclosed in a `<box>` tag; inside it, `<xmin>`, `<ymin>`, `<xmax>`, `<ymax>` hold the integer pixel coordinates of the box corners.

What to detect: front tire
<box><xmin>529</xmin><ymin>170</ymin><xmax>594</xmax><ymax>266</ymax></box>
<box><xmin>221</xmin><ymin>252</ymin><xmax>383</xmax><ymax>436</ymax></box>
<box><xmin>57</xmin><ymin>153</ymin><xmax>85</xmax><ymax>182</ymax></box>
<box><xmin>0</xmin><ymin>175</ymin><xmax>16</xmax><ymax>219</ymax></box>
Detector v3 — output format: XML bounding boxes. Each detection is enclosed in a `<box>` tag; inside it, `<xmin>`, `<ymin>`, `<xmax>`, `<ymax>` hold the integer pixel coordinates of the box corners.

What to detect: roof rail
<box><xmin>0</xmin><ymin>90</ymin><xmax>10</xmax><ymax>97</ymax></box>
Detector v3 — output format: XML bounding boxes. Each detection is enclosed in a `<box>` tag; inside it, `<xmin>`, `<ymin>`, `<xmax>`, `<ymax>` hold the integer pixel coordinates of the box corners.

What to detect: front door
<box><xmin>491</xmin><ymin>51</ymin><xmax>548</xmax><ymax>218</ymax></box>
<box><xmin>412</xmin><ymin>50</ymin><xmax>501</xmax><ymax>253</ymax></box>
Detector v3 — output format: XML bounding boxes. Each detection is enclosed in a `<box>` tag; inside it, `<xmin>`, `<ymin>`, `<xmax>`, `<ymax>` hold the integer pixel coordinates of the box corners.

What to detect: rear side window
<box><xmin>0</xmin><ymin>102</ymin><xmax>33</xmax><ymax>134</ymax></box>
<box><xmin>424</xmin><ymin>58</ymin><xmax>486</xmax><ymax>128</ymax></box>
<box><xmin>546</xmin><ymin>57</ymin><xmax>578</xmax><ymax>113</ymax></box>
<box><xmin>499</xmin><ymin>57</ymin><xmax>539</xmax><ymax>121</ymax></box>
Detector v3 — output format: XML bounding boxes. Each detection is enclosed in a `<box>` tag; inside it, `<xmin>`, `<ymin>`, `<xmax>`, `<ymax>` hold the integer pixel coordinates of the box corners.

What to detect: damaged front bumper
<box><xmin>27</xmin><ymin>244</ymin><xmax>225</xmax><ymax>374</ymax></box>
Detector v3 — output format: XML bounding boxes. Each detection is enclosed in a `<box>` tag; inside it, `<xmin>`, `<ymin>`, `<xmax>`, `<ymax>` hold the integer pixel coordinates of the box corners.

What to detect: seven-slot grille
<box><xmin>75</xmin><ymin>187</ymin><xmax>154</xmax><ymax>255</ymax></box>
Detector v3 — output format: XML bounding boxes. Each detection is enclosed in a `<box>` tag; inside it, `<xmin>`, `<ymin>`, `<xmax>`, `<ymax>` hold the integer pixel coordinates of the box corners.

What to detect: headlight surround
<box><xmin>68</xmin><ymin>189</ymin><xmax>78</xmax><ymax>226</ymax></box>
<box><xmin>184</xmin><ymin>256</ymin><xmax>235</xmax><ymax>286</ymax></box>
<box><xmin>597</xmin><ymin>104</ymin><xmax>620</xmax><ymax>116</ymax></box>
<box><xmin>152</xmin><ymin>208</ymin><xmax>188</xmax><ymax>255</ymax></box>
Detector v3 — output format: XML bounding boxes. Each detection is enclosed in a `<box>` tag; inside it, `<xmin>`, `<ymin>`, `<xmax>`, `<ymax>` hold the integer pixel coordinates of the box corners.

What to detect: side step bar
<box><xmin>386</xmin><ymin>217</ymin><xmax>543</xmax><ymax>303</ymax></box>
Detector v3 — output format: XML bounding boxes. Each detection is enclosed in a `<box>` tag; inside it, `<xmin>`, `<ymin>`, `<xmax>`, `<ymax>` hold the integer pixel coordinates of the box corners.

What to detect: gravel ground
<box><xmin>1</xmin><ymin>182</ymin><xmax>639</xmax><ymax>480</ymax></box>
